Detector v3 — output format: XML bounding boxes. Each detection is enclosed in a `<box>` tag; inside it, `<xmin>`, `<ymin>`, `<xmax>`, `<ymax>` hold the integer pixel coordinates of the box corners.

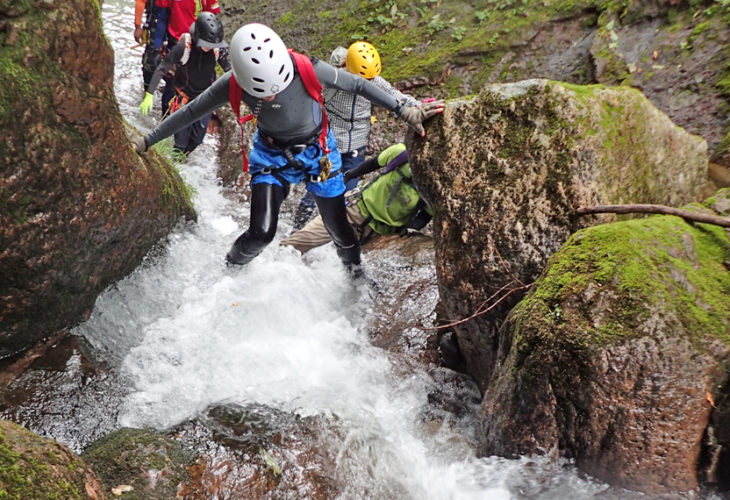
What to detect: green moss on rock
<box><xmin>516</xmin><ymin>210</ymin><xmax>730</xmax><ymax>350</ymax></box>
<box><xmin>82</xmin><ymin>427</ymin><xmax>193</xmax><ymax>500</ymax></box>
<box><xmin>0</xmin><ymin>420</ymin><xmax>97</xmax><ymax>500</ymax></box>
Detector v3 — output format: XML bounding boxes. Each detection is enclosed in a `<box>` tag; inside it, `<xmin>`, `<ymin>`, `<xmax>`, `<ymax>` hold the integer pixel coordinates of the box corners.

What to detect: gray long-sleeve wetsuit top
<box><xmin>144</xmin><ymin>56</ymin><xmax>405</xmax><ymax>148</ymax></box>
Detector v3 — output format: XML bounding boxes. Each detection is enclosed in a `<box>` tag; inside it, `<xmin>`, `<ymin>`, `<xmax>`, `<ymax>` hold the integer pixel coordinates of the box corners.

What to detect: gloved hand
<box><xmin>132</xmin><ymin>135</ymin><xmax>147</xmax><ymax>153</ymax></box>
<box><xmin>139</xmin><ymin>92</ymin><xmax>154</xmax><ymax>116</ymax></box>
<box><xmin>398</xmin><ymin>100</ymin><xmax>445</xmax><ymax>136</ymax></box>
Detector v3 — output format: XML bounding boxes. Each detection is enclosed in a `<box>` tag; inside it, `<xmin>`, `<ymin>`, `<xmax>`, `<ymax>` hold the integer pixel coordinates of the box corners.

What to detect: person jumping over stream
<box><xmin>132</xmin><ymin>22</ymin><xmax>444</xmax><ymax>278</ymax></box>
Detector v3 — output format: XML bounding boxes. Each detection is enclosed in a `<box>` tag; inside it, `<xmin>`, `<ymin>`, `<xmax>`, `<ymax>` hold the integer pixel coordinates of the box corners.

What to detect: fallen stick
<box><xmin>576</xmin><ymin>204</ymin><xmax>730</xmax><ymax>228</ymax></box>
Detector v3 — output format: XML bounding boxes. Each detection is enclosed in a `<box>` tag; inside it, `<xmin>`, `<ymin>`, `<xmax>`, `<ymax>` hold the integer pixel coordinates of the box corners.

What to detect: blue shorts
<box><xmin>248</xmin><ymin>130</ymin><xmax>345</xmax><ymax>199</ymax></box>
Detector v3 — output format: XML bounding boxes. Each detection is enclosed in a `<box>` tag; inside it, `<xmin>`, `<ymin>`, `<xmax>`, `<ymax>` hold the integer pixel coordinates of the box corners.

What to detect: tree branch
<box><xmin>576</xmin><ymin>204</ymin><xmax>730</xmax><ymax>228</ymax></box>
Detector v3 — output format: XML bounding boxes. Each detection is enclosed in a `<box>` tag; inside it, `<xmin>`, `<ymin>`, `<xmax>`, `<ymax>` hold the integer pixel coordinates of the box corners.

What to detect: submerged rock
<box><xmin>81</xmin><ymin>404</ymin><xmax>340</xmax><ymax>499</ymax></box>
<box><xmin>82</xmin><ymin>427</ymin><xmax>192</xmax><ymax>500</ymax></box>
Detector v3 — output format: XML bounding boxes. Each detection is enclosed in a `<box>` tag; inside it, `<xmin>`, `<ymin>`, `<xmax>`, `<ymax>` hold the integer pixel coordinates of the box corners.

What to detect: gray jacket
<box><xmin>144</xmin><ymin>55</ymin><xmax>405</xmax><ymax>148</ymax></box>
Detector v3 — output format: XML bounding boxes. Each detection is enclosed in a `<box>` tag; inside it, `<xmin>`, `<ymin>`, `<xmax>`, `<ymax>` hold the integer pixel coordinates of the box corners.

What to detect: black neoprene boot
<box><xmin>226</xmin><ymin>233</ymin><xmax>262</xmax><ymax>266</ymax></box>
<box><xmin>314</xmin><ymin>193</ymin><xmax>361</xmax><ymax>269</ymax></box>
<box><xmin>225</xmin><ymin>183</ymin><xmax>287</xmax><ymax>266</ymax></box>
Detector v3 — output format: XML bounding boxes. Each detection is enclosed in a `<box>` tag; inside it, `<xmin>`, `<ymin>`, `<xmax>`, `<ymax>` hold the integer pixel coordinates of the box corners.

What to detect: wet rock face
<box><xmin>0</xmin><ymin>0</ymin><xmax>194</xmax><ymax>358</ymax></box>
<box><xmin>82</xmin><ymin>427</ymin><xmax>192</xmax><ymax>500</ymax></box>
<box><xmin>590</xmin><ymin>3</ymin><xmax>729</xmax><ymax>157</ymax></box>
<box><xmin>478</xmin><ymin>190</ymin><xmax>730</xmax><ymax>493</ymax></box>
<box><xmin>82</xmin><ymin>404</ymin><xmax>340</xmax><ymax>499</ymax></box>
<box><xmin>409</xmin><ymin>79</ymin><xmax>709</xmax><ymax>393</ymax></box>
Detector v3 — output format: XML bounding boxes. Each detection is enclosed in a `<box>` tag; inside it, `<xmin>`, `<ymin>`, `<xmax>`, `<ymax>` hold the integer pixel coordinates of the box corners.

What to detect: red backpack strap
<box><xmin>288</xmin><ymin>49</ymin><xmax>330</xmax><ymax>154</ymax></box>
<box><xmin>228</xmin><ymin>74</ymin><xmax>255</xmax><ymax>172</ymax></box>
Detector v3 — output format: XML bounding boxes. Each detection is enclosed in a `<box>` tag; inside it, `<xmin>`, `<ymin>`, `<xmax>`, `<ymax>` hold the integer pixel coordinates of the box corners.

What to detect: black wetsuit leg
<box><xmin>226</xmin><ymin>183</ymin><xmax>287</xmax><ymax>265</ymax></box>
<box><xmin>313</xmin><ymin>193</ymin><xmax>361</xmax><ymax>268</ymax></box>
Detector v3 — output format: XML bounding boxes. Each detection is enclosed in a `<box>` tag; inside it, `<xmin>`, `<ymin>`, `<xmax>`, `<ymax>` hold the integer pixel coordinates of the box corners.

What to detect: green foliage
<box><xmin>452</xmin><ymin>26</ymin><xmax>467</xmax><ymax>40</ymax></box>
<box><xmin>475</xmin><ymin>10</ymin><xmax>490</xmax><ymax>24</ymax></box>
<box><xmin>426</xmin><ymin>14</ymin><xmax>446</xmax><ymax>34</ymax></box>
<box><xmin>269</xmin><ymin>0</ymin><xmax>730</xmax><ymax>100</ymax></box>
<box><xmin>148</xmin><ymin>138</ymin><xmax>197</xmax><ymax>210</ymax></box>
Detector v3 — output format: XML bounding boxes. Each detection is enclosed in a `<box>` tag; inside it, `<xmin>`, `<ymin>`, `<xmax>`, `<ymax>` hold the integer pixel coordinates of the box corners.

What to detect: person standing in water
<box><xmin>138</xmin><ymin>12</ymin><xmax>229</xmax><ymax>155</ymax></box>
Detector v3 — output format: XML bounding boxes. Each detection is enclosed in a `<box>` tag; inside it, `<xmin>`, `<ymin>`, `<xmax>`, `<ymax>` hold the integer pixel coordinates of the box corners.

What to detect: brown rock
<box><xmin>0</xmin><ymin>0</ymin><xmax>195</xmax><ymax>357</ymax></box>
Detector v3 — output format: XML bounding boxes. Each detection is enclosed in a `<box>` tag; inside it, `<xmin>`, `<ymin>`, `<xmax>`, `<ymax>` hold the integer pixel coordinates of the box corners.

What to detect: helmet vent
<box><xmin>253</xmin><ymin>77</ymin><xmax>264</xmax><ymax>83</ymax></box>
<box><xmin>251</xmin><ymin>58</ymin><xmax>260</xmax><ymax>64</ymax></box>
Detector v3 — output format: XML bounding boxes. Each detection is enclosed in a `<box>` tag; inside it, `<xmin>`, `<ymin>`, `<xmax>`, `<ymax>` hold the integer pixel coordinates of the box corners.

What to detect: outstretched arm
<box><xmin>372</xmin><ymin>76</ymin><xmax>419</xmax><ymax>107</ymax></box>
<box><xmin>314</xmin><ymin>59</ymin><xmax>445</xmax><ymax>136</ymax></box>
<box><xmin>139</xmin><ymin>42</ymin><xmax>183</xmax><ymax>116</ymax></box>
<box><xmin>134</xmin><ymin>73</ymin><xmax>231</xmax><ymax>152</ymax></box>
<box><xmin>342</xmin><ymin>156</ymin><xmax>380</xmax><ymax>183</ymax></box>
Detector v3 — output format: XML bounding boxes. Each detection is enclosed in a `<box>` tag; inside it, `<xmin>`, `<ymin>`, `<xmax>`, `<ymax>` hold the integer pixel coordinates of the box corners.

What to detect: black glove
<box><xmin>343</xmin><ymin>155</ymin><xmax>379</xmax><ymax>183</ymax></box>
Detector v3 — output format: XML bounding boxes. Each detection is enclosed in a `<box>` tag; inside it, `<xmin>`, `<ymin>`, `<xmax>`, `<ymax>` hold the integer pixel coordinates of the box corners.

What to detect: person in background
<box><xmin>132</xmin><ymin>23</ymin><xmax>443</xmax><ymax>278</ymax></box>
<box><xmin>139</xmin><ymin>12</ymin><xmax>229</xmax><ymax>156</ymax></box>
<box><xmin>291</xmin><ymin>41</ymin><xmax>421</xmax><ymax>230</ymax></box>
<box><xmin>154</xmin><ymin>0</ymin><xmax>221</xmax><ymax>116</ymax></box>
<box><xmin>281</xmin><ymin>143</ymin><xmax>432</xmax><ymax>253</ymax></box>
<box><xmin>133</xmin><ymin>0</ymin><xmax>168</xmax><ymax>90</ymax></box>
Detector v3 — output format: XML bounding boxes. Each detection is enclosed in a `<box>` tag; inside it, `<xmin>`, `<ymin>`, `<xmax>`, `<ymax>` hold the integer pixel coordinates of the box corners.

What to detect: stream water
<box><xmin>0</xmin><ymin>1</ymin><xmax>657</xmax><ymax>498</ymax></box>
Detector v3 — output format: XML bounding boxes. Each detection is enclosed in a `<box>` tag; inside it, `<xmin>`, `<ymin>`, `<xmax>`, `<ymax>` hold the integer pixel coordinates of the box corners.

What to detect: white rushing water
<box><xmin>81</xmin><ymin>1</ymin><xmax>619</xmax><ymax>498</ymax></box>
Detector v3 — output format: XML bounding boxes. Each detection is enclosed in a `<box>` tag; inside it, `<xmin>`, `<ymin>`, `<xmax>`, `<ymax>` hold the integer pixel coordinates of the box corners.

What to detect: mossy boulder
<box><xmin>479</xmin><ymin>189</ymin><xmax>730</xmax><ymax>493</ymax></box>
<box><xmin>0</xmin><ymin>419</ymin><xmax>106</xmax><ymax>499</ymax></box>
<box><xmin>409</xmin><ymin>78</ymin><xmax>709</xmax><ymax>392</ymax></box>
<box><xmin>81</xmin><ymin>427</ymin><xmax>193</xmax><ymax>499</ymax></box>
<box><xmin>0</xmin><ymin>0</ymin><xmax>195</xmax><ymax>358</ymax></box>
<box><xmin>81</xmin><ymin>404</ymin><xmax>338</xmax><ymax>499</ymax></box>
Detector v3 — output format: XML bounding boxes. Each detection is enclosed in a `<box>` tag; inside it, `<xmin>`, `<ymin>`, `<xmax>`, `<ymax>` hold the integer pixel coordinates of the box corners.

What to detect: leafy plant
<box><xmin>427</xmin><ymin>14</ymin><xmax>446</xmax><ymax>34</ymax></box>
<box><xmin>452</xmin><ymin>26</ymin><xmax>467</xmax><ymax>40</ymax></box>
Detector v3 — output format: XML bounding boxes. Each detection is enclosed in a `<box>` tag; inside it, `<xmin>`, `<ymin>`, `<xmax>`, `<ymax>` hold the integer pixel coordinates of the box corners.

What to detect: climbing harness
<box><xmin>228</xmin><ymin>50</ymin><xmax>331</xmax><ymax>176</ymax></box>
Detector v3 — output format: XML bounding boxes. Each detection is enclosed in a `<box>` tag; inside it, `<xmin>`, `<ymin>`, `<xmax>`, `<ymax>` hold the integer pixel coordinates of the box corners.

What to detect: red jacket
<box><xmin>155</xmin><ymin>0</ymin><xmax>220</xmax><ymax>41</ymax></box>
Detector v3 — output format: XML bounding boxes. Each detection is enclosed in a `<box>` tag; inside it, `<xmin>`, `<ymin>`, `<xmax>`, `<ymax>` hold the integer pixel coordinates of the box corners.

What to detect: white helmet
<box><xmin>230</xmin><ymin>23</ymin><xmax>293</xmax><ymax>97</ymax></box>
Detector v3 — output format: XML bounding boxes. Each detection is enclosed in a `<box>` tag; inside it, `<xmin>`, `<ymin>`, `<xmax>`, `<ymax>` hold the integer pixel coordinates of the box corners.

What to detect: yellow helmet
<box><xmin>346</xmin><ymin>41</ymin><xmax>382</xmax><ymax>79</ymax></box>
